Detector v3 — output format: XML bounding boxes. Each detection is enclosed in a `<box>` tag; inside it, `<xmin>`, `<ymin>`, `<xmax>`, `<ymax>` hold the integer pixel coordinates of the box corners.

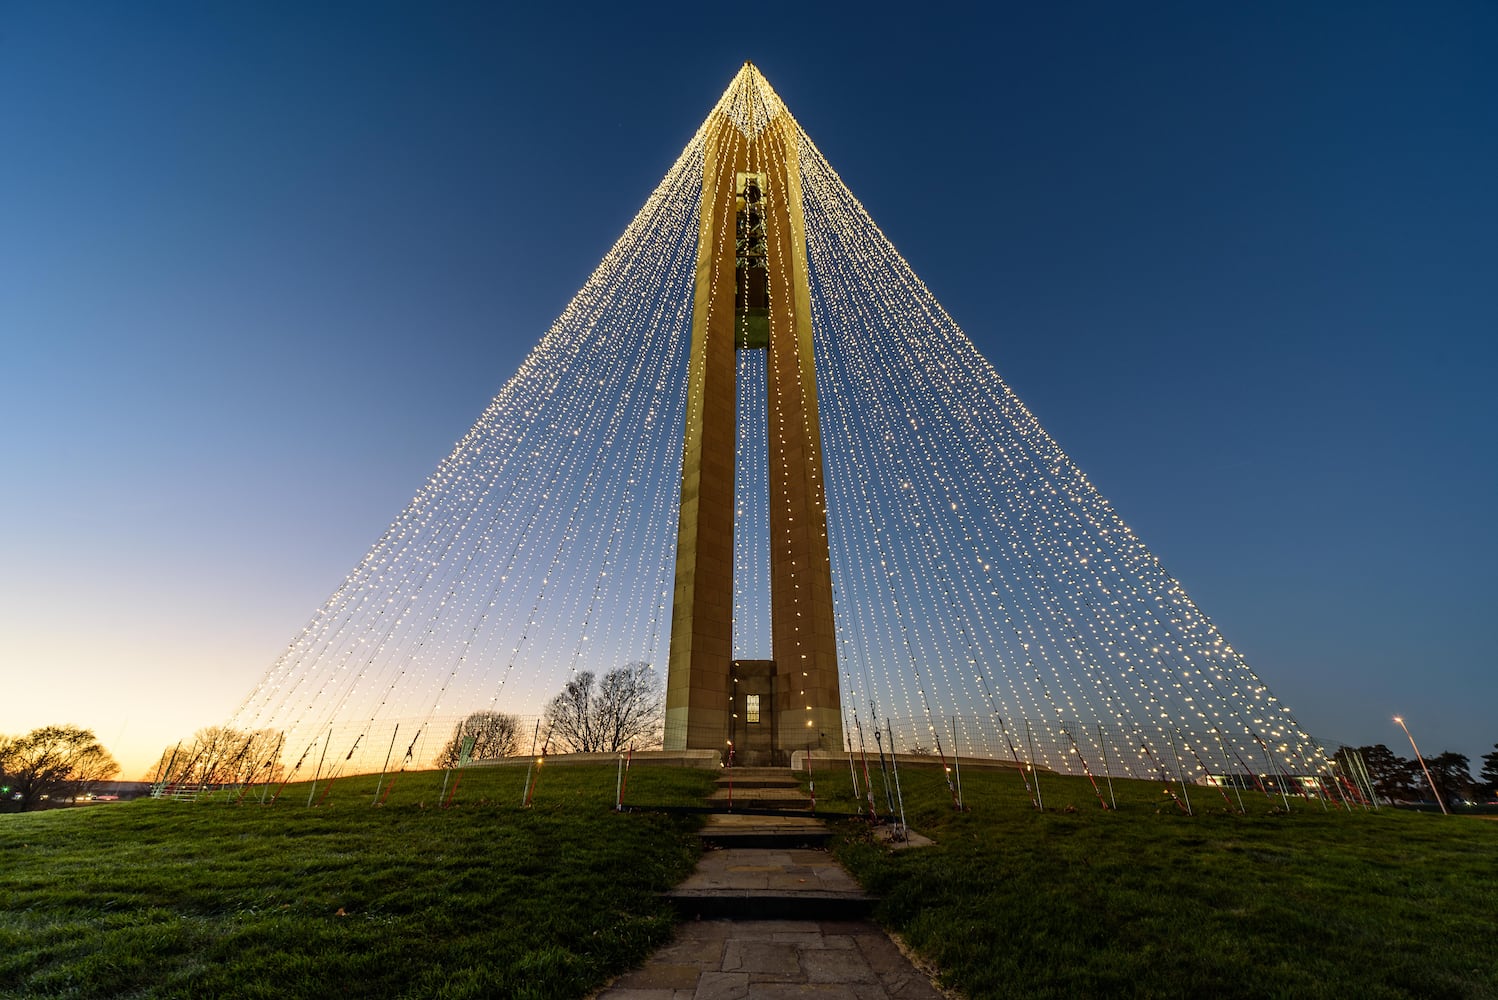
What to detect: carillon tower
<box><xmin>664</xmin><ymin>64</ymin><xmax>842</xmax><ymax>762</ymax></box>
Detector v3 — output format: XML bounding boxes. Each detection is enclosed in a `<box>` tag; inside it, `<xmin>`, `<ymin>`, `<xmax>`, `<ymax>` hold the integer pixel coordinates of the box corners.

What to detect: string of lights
<box><xmin>223</xmin><ymin>65</ymin><xmax>1327</xmax><ymax>783</ymax></box>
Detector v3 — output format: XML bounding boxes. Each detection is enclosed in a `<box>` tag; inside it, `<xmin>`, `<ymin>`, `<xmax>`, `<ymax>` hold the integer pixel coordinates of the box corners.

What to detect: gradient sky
<box><xmin>2</xmin><ymin>2</ymin><xmax>1494</xmax><ymax>779</ymax></box>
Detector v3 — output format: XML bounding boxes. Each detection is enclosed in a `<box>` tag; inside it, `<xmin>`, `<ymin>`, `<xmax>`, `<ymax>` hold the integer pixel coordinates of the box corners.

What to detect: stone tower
<box><xmin>663</xmin><ymin>65</ymin><xmax>841</xmax><ymax>763</ymax></box>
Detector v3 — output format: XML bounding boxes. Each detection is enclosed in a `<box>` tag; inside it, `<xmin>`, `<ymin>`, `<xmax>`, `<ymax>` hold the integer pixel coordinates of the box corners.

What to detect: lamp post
<box><xmin>1394</xmin><ymin>716</ymin><xmax>1448</xmax><ymax>816</ymax></box>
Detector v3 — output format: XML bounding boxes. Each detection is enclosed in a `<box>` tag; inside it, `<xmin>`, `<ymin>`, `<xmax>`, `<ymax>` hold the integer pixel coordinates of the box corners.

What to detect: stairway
<box><xmin>704</xmin><ymin>766</ymin><xmax>816</xmax><ymax>816</ymax></box>
<box><xmin>663</xmin><ymin>766</ymin><xmax>875</xmax><ymax>920</ymax></box>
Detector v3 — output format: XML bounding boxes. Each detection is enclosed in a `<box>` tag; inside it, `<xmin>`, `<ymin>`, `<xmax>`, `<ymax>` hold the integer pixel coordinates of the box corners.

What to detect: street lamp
<box><xmin>1394</xmin><ymin>716</ymin><xmax>1448</xmax><ymax>816</ymax></box>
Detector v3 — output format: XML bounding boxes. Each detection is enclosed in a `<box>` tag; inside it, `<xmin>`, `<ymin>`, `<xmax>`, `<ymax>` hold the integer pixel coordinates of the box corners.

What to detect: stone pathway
<box><xmin>664</xmin><ymin>846</ymin><xmax>875</xmax><ymax>920</ymax></box>
<box><xmin>597</xmin><ymin>767</ymin><xmax>946</xmax><ymax>999</ymax></box>
<box><xmin>597</xmin><ymin>918</ymin><xmax>943</xmax><ymax>999</ymax></box>
<box><xmin>679</xmin><ymin>847</ymin><xmax>864</xmax><ymax>894</ymax></box>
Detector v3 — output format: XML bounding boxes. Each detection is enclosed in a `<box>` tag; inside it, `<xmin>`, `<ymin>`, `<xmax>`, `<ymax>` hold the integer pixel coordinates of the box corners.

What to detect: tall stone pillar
<box><xmin>664</xmin><ymin>66</ymin><xmax>842</xmax><ymax>759</ymax></box>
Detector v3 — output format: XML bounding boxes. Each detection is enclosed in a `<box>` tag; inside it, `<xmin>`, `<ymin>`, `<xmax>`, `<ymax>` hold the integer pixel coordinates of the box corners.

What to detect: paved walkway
<box><xmin>596</xmin><ymin>918</ymin><xmax>943</xmax><ymax>999</ymax></box>
<box><xmin>676</xmin><ymin>847</ymin><xmax>863</xmax><ymax>895</ymax></box>
<box><xmin>597</xmin><ymin>767</ymin><xmax>946</xmax><ymax>999</ymax></box>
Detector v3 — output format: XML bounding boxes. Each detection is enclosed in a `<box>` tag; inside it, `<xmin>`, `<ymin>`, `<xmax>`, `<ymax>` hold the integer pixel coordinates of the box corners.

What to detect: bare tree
<box><xmin>144</xmin><ymin>727</ymin><xmax>284</xmax><ymax>787</ymax></box>
<box><xmin>546</xmin><ymin>672</ymin><xmax>600</xmax><ymax>753</ymax></box>
<box><xmin>436</xmin><ymin>711</ymin><xmax>521</xmax><ymax>767</ymax></box>
<box><xmin>0</xmin><ymin>725</ymin><xmax>119</xmax><ymax>810</ymax></box>
<box><xmin>543</xmin><ymin>663</ymin><xmax>663</xmax><ymax>753</ymax></box>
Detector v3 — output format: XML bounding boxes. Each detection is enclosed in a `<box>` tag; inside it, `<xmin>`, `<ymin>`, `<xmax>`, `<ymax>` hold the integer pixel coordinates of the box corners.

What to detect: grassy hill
<box><xmin>0</xmin><ymin>764</ymin><xmax>714</xmax><ymax>999</ymax></box>
<box><xmin>4</xmin><ymin>758</ymin><xmax>1494</xmax><ymax>998</ymax></box>
<box><xmin>815</xmin><ymin>759</ymin><xmax>1497</xmax><ymax>999</ymax></box>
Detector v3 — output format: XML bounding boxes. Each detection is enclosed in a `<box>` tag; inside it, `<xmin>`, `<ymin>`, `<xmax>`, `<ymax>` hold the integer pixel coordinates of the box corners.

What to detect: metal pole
<box><xmin>1330</xmin><ymin>760</ymin><xmax>1366</xmax><ymax>808</ymax></box>
<box><xmin>525</xmin><ymin>728</ymin><xmax>550</xmax><ymax>808</ymax></box>
<box><xmin>1141</xmin><ymin>742</ymin><xmax>1189</xmax><ymax>815</ymax></box>
<box><xmin>259</xmin><ymin>734</ymin><xmax>285</xmax><ymax>805</ymax></box>
<box><xmin>1254</xmin><ymin>734</ymin><xmax>1291</xmax><ymax>810</ymax></box>
<box><xmin>377</xmin><ymin>729</ymin><xmax>418</xmax><ymax>807</ymax></box>
<box><xmin>1395</xmin><ymin>716</ymin><xmax>1448</xmax><ymax>815</ymax></box>
<box><xmin>886</xmin><ymin>718</ymin><xmax>908</xmax><ymax>841</ymax></box>
<box><xmin>1096</xmin><ymin>724</ymin><xmax>1117</xmax><ymax>810</ymax></box>
<box><xmin>1187</xmin><ymin>738</ymin><xmax>1236</xmax><ymax>813</ymax></box>
<box><xmin>932</xmin><ymin>728</ymin><xmax>959</xmax><ymax>810</ymax></box>
<box><xmin>999</xmin><ymin>715</ymin><xmax>1037</xmax><ymax>810</ymax></box>
<box><xmin>1210</xmin><ymin>729</ymin><xmax>1246</xmax><ymax>812</ymax></box>
<box><xmin>872</xmin><ymin>724</ymin><xmax>895</xmax><ymax>813</ymax></box>
<box><xmin>222</xmin><ymin>734</ymin><xmax>257</xmax><ymax>803</ymax></box>
<box><xmin>1302</xmin><ymin>749</ymin><xmax>1330</xmax><ymax>811</ymax></box>
<box><xmin>1024</xmin><ymin>719</ymin><xmax>1044</xmax><ymax>811</ymax></box>
<box><xmin>847</xmin><ymin>736</ymin><xmax>861</xmax><ymax>807</ymax></box>
<box><xmin>372</xmin><ymin>723</ymin><xmax>400</xmax><ymax>806</ymax></box>
<box><xmin>950</xmin><ymin>716</ymin><xmax>964</xmax><ymax>811</ymax></box>
<box><xmin>317</xmin><ymin>733</ymin><xmax>362</xmax><ymax>808</ymax></box>
<box><xmin>1331</xmin><ymin>753</ymin><xmax>1364</xmax><ymax>808</ymax></box>
<box><xmin>808</xmin><ymin>739</ymin><xmax>820</xmax><ymax>814</ymax></box>
<box><xmin>1231</xmin><ymin>745</ymin><xmax>1271</xmax><ymax>801</ymax></box>
<box><xmin>1335</xmin><ymin>750</ymin><xmax>1368</xmax><ymax>808</ymax></box>
<box><xmin>153</xmin><ymin>742</ymin><xmax>181</xmax><ymax>799</ymax></box>
<box><xmin>1352</xmin><ymin>748</ymin><xmax>1380</xmax><ymax>809</ymax></box>
<box><xmin>236</xmin><ymin>735</ymin><xmax>278</xmax><ymax>805</ymax></box>
<box><xmin>521</xmin><ymin>718</ymin><xmax>541</xmax><ymax>807</ymax></box>
<box><xmin>618</xmin><ymin>744</ymin><xmax>634</xmax><ymax>810</ymax></box>
<box><xmin>306</xmin><ymin>729</ymin><xmax>332</xmax><ymax>808</ymax></box>
<box><xmin>1168</xmin><ymin>729</ymin><xmax>1193</xmax><ymax>817</ymax></box>
<box><xmin>270</xmin><ymin>739</ymin><xmax>312</xmax><ymax>806</ymax></box>
<box><xmin>854</xmin><ymin>712</ymin><xmax>877</xmax><ymax>820</ymax></box>
<box><xmin>167</xmin><ymin>740</ymin><xmax>204</xmax><ymax>799</ymax></box>
<box><xmin>1064</xmin><ymin>726</ymin><xmax>1110</xmax><ymax>810</ymax></box>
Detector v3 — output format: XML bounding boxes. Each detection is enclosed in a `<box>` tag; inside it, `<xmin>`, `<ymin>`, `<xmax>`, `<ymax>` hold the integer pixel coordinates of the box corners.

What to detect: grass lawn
<box><xmin>812</xmin><ymin>757</ymin><xmax>1498</xmax><ymax>999</ymax></box>
<box><xmin>0</xmin><ymin>763</ymin><xmax>715</xmax><ymax>1000</ymax></box>
<box><xmin>7</xmin><ymin>756</ymin><xmax>1494</xmax><ymax>999</ymax></box>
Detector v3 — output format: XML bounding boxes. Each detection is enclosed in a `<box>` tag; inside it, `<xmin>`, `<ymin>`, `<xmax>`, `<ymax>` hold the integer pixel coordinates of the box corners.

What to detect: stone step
<box><xmin>715</xmin><ymin>775</ymin><xmax>801</xmax><ymax>789</ymax></box>
<box><xmin>698</xmin><ymin>813</ymin><xmax>832</xmax><ymax>849</ymax></box>
<box><xmin>707</xmin><ymin>801</ymin><xmax>814</xmax><ymax>815</ymax></box>
<box><xmin>720</xmin><ymin>767</ymin><xmax>797</xmax><ymax>781</ymax></box>
<box><xmin>596</xmin><ymin>918</ymin><xmax>942</xmax><ymax>999</ymax></box>
<box><xmin>707</xmin><ymin>784</ymin><xmax>814</xmax><ymax>802</ymax></box>
<box><xmin>661</xmin><ymin>847</ymin><xmax>876</xmax><ymax>921</ymax></box>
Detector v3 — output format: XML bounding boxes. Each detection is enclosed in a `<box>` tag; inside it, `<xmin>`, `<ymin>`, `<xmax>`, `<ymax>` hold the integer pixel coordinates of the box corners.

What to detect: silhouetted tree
<box><xmin>436</xmin><ymin>711</ymin><xmax>521</xmax><ymax>767</ymax></box>
<box><xmin>0</xmin><ymin>725</ymin><xmax>119</xmax><ymax>810</ymax></box>
<box><xmin>1355</xmin><ymin>744</ymin><xmax>1419</xmax><ymax>802</ymax></box>
<box><xmin>1424</xmin><ymin>752</ymin><xmax>1474</xmax><ymax>805</ymax></box>
<box><xmin>1480</xmin><ymin>744</ymin><xmax>1498</xmax><ymax>795</ymax></box>
<box><xmin>542</xmin><ymin>663</ymin><xmax>662</xmax><ymax>753</ymax></box>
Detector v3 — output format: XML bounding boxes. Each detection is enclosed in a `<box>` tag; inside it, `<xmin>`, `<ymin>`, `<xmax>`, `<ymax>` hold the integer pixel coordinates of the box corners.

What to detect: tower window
<box><xmin>746</xmin><ymin>694</ymin><xmax>761</xmax><ymax>724</ymax></box>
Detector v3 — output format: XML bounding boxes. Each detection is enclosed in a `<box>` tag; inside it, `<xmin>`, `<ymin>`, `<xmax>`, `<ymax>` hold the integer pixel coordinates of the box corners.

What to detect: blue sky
<box><xmin>2</xmin><ymin>2</ymin><xmax>1494</xmax><ymax>776</ymax></box>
